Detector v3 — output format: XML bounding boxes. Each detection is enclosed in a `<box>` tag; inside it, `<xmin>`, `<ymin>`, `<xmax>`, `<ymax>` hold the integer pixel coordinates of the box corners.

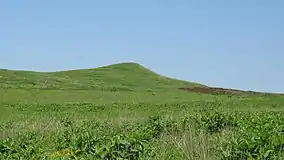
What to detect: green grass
<box><xmin>0</xmin><ymin>62</ymin><xmax>204</xmax><ymax>91</ymax></box>
<box><xmin>1</xmin><ymin>62</ymin><xmax>284</xmax><ymax>159</ymax></box>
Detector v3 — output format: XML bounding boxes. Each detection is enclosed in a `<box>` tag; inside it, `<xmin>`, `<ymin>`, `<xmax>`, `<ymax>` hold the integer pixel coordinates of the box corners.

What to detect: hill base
<box><xmin>178</xmin><ymin>87</ymin><xmax>272</xmax><ymax>96</ymax></box>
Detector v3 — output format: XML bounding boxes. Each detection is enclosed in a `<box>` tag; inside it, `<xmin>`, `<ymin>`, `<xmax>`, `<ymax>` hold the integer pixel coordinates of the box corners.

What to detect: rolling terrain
<box><xmin>0</xmin><ymin>62</ymin><xmax>204</xmax><ymax>91</ymax></box>
<box><xmin>1</xmin><ymin>62</ymin><xmax>284</xmax><ymax>160</ymax></box>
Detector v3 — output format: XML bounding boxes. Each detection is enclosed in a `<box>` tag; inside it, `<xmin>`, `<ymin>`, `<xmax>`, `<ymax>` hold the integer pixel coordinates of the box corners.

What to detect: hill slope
<box><xmin>0</xmin><ymin>62</ymin><xmax>204</xmax><ymax>91</ymax></box>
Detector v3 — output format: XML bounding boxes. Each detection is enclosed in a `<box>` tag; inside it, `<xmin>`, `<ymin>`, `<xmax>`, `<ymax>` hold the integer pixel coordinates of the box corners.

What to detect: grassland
<box><xmin>1</xmin><ymin>62</ymin><xmax>284</xmax><ymax>159</ymax></box>
<box><xmin>0</xmin><ymin>62</ymin><xmax>203</xmax><ymax>91</ymax></box>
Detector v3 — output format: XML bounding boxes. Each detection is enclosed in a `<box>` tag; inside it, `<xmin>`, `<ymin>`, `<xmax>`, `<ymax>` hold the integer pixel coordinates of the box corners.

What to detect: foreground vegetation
<box><xmin>1</xmin><ymin>63</ymin><xmax>284</xmax><ymax>159</ymax></box>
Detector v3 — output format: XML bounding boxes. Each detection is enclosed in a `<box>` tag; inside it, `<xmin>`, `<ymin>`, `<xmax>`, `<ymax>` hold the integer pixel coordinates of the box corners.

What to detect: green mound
<box><xmin>0</xmin><ymin>62</ymin><xmax>204</xmax><ymax>91</ymax></box>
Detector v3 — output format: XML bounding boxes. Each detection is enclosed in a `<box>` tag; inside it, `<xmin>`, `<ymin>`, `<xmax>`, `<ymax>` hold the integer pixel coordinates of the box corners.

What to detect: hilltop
<box><xmin>0</xmin><ymin>62</ymin><xmax>204</xmax><ymax>91</ymax></box>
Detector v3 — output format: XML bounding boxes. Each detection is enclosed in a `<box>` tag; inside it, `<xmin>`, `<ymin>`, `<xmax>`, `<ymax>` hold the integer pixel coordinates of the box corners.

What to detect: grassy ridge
<box><xmin>0</xmin><ymin>62</ymin><xmax>204</xmax><ymax>91</ymax></box>
<box><xmin>1</xmin><ymin>62</ymin><xmax>284</xmax><ymax>159</ymax></box>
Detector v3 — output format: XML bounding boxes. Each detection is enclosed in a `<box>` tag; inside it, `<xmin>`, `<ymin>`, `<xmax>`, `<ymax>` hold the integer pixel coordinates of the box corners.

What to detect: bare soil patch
<box><xmin>178</xmin><ymin>87</ymin><xmax>267</xmax><ymax>96</ymax></box>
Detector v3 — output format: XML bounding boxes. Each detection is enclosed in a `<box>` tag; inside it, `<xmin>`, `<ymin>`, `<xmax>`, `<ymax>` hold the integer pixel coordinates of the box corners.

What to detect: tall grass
<box><xmin>1</xmin><ymin>99</ymin><xmax>284</xmax><ymax>159</ymax></box>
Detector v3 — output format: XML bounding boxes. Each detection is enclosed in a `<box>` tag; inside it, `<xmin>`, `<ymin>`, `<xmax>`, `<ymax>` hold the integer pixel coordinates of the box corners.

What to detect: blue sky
<box><xmin>1</xmin><ymin>0</ymin><xmax>283</xmax><ymax>93</ymax></box>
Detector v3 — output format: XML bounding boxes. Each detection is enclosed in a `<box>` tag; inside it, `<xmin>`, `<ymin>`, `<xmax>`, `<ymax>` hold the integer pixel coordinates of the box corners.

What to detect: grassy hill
<box><xmin>0</xmin><ymin>62</ymin><xmax>204</xmax><ymax>91</ymax></box>
<box><xmin>1</xmin><ymin>62</ymin><xmax>284</xmax><ymax>160</ymax></box>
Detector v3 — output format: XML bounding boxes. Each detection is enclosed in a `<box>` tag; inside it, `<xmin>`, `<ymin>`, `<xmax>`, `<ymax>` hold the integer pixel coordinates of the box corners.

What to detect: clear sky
<box><xmin>1</xmin><ymin>0</ymin><xmax>283</xmax><ymax>93</ymax></box>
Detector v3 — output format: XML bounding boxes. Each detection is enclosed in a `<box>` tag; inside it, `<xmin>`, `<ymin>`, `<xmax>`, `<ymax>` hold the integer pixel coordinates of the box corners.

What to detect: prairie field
<box><xmin>1</xmin><ymin>63</ymin><xmax>284</xmax><ymax>160</ymax></box>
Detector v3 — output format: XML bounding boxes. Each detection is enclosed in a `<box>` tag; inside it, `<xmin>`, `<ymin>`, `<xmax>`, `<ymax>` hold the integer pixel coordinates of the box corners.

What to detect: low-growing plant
<box><xmin>192</xmin><ymin>110</ymin><xmax>238</xmax><ymax>133</ymax></box>
<box><xmin>217</xmin><ymin>111</ymin><xmax>284</xmax><ymax>159</ymax></box>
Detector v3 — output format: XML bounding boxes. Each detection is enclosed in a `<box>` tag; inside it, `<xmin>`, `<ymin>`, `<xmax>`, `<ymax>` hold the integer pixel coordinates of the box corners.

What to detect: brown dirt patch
<box><xmin>178</xmin><ymin>87</ymin><xmax>265</xmax><ymax>96</ymax></box>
